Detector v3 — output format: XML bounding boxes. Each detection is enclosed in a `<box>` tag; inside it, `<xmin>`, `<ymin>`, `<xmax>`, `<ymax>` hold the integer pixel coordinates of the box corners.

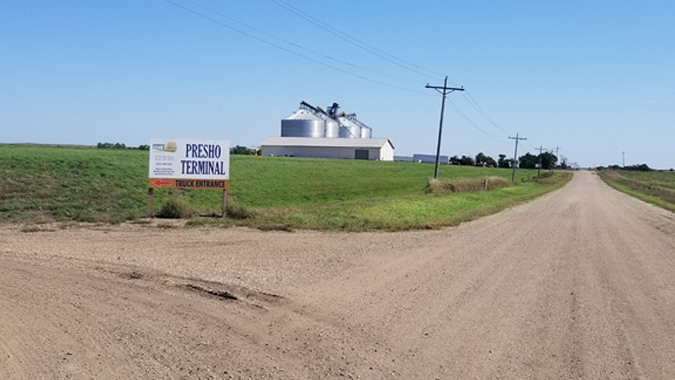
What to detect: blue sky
<box><xmin>2</xmin><ymin>1</ymin><xmax>674</xmax><ymax>168</ymax></box>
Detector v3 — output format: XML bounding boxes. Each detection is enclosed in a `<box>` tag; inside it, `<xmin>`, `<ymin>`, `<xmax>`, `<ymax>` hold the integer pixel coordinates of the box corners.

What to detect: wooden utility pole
<box><xmin>553</xmin><ymin>146</ymin><xmax>561</xmax><ymax>170</ymax></box>
<box><xmin>536</xmin><ymin>145</ymin><xmax>547</xmax><ymax>177</ymax></box>
<box><xmin>426</xmin><ymin>76</ymin><xmax>464</xmax><ymax>180</ymax></box>
<box><xmin>509</xmin><ymin>133</ymin><xmax>526</xmax><ymax>182</ymax></box>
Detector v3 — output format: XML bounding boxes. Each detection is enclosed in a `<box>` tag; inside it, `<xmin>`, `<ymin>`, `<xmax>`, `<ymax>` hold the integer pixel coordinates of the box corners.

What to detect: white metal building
<box><xmin>261</xmin><ymin>137</ymin><xmax>394</xmax><ymax>161</ymax></box>
<box><xmin>413</xmin><ymin>153</ymin><xmax>449</xmax><ymax>164</ymax></box>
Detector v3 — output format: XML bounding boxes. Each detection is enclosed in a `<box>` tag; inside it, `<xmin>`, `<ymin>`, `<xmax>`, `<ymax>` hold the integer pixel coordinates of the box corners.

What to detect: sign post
<box><xmin>147</xmin><ymin>188</ymin><xmax>154</xmax><ymax>218</ymax></box>
<box><xmin>148</xmin><ymin>139</ymin><xmax>230</xmax><ymax>218</ymax></box>
<box><xmin>222</xmin><ymin>189</ymin><xmax>228</xmax><ymax>218</ymax></box>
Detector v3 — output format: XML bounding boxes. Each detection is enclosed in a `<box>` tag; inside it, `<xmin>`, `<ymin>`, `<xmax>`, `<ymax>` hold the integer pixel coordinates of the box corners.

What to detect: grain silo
<box><xmin>325</xmin><ymin>117</ymin><xmax>340</xmax><ymax>138</ymax></box>
<box><xmin>337</xmin><ymin>117</ymin><xmax>361</xmax><ymax>138</ymax></box>
<box><xmin>341</xmin><ymin>114</ymin><xmax>372</xmax><ymax>138</ymax></box>
<box><xmin>281</xmin><ymin>106</ymin><xmax>326</xmax><ymax>138</ymax></box>
<box><xmin>280</xmin><ymin>101</ymin><xmax>373</xmax><ymax>140</ymax></box>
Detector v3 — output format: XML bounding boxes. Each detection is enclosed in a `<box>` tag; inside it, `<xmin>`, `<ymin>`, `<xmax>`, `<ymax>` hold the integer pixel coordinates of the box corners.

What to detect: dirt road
<box><xmin>2</xmin><ymin>170</ymin><xmax>675</xmax><ymax>379</ymax></box>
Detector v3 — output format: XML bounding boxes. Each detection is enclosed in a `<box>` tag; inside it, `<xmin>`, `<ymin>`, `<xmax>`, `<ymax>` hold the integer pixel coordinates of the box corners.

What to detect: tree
<box><xmin>449</xmin><ymin>155</ymin><xmax>462</xmax><ymax>165</ymax></box>
<box><xmin>97</xmin><ymin>142</ymin><xmax>127</xmax><ymax>149</ymax></box>
<box><xmin>230</xmin><ymin>145</ymin><xmax>255</xmax><ymax>155</ymax></box>
<box><xmin>540</xmin><ymin>152</ymin><xmax>557</xmax><ymax>170</ymax></box>
<box><xmin>460</xmin><ymin>155</ymin><xmax>475</xmax><ymax>166</ymax></box>
<box><xmin>624</xmin><ymin>163</ymin><xmax>652</xmax><ymax>171</ymax></box>
<box><xmin>519</xmin><ymin>153</ymin><xmax>538</xmax><ymax>169</ymax></box>
<box><xmin>475</xmin><ymin>152</ymin><xmax>488</xmax><ymax>166</ymax></box>
<box><xmin>475</xmin><ymin>152</ymin><xmax>496</xmax><ymax>167</ymax></box>
<box><xmin>558</xmin><ymin>156</ymin><xmax>568</xmax><ymax>169</ymax></box>
<box><xmin>497</xmin><ymin>154</ymin><xmax>511</xmax><ymax>169</ymax></box>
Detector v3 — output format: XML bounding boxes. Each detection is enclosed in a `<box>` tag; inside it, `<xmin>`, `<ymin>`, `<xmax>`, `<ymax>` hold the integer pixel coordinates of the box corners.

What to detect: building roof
<box><xmin>261</xmin><ymin>137</ymin><xmax>394</xmax><ymax>149</ymax></box>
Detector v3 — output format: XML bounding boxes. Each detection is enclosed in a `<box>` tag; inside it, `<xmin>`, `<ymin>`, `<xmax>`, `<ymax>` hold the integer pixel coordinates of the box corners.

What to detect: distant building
<box><xmin>394</xmin><ymin>155</ymin><xmax>414</xmax><ymax>162</ymax></box>
<box><xmin>261</xmin><ymin>101</ymin><xmax>395</xmax><ymax>161</ymax></box>
<box><xmin>260</xmin><ymin>137</ymin><xmax>394</xmax><ymax>161</ymax></box>
<box><xmin>413</xmin><ymin>154</ymin><xmax>449</xmax><ymax>164</ymax></box>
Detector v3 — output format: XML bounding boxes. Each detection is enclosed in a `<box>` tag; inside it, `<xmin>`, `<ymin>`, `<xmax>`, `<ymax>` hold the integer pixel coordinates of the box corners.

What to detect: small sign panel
<box><xmin>149</xmin><ymin>139</ymin><xmax>230</xmax><ymax>189</ymax></box>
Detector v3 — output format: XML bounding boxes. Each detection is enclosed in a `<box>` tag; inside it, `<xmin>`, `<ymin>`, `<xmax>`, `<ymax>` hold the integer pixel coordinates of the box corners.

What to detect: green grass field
<box><xmin>599</xmin><ymin>170</ymin><xmax>675</xmax><ymax>212</ymax></box>
<box><xmin>0</xmin><ymin>145</ymin><xmax>571</xmax><ymax>230</ymax></box>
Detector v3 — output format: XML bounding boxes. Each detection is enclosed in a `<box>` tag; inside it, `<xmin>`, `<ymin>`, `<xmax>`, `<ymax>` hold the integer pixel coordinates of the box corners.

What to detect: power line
<box><xmin>163</xmin><ymin>0</ymin><xmax>430</xmax><ymax>95</ymax></box>
<box><xmin>445</xmin><ymin>99</ymin><xmax>505</xmax><ymax>142</ymax></box>
<box><xmin>526</xmin><ymin>140</ymin><xmax>539</xmax><ymax>150</ymax></box>
<box><xmin>183</xmin><ymin>0</ymin><xmax>423</xmax><ymax>85</ymax></box>
<box><xmin>462</xmin><ymin>90</ymin><xmax>512</xmax><ymax>135</ymax></box>
<box><xmin>270</xmin><ymin>0</ymin><xmax>443</xmax><ymax>80</ymax></box>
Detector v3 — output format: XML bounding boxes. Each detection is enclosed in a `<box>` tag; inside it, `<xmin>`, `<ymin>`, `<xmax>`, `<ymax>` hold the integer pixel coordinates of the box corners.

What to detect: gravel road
<box><xmin>2</xmin><ymin>170</ymin><xmax>675</xmax><ymax>379</ymax></box>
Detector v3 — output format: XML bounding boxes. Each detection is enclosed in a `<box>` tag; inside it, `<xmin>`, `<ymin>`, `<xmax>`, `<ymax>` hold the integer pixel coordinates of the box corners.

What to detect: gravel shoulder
<box><xmin>2</xmin><ymin>171</ymin><xmax>675</xmax><ymax>379</ymax></box>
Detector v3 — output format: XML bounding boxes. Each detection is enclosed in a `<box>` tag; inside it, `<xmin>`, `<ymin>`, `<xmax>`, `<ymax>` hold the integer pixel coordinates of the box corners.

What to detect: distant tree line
<box><xmin>95</xmin><ymin>142</ymin><xmax>266</xmax><ymax>155</ymax></box>
<box><xmin>97</xmin><ymin>142</ymin><xmax>149</xmax><ymax>150</ymax></box>
<box><xmin>230</xmin><ymin>145</ymin><xmax>259</xmax><ymax>155</ymax></box>
<box><xmin>600</xmin><ymin>164</ymin><xmax>652</xmax><ymax>171</ymax></box>
<box><xmin>449</xmin><ymin>151</ymin><xmax>561</xmax><ymax>170</ymax></box>
<box><xmin>97</xmin><ymin>142</ymin><xmax>261</xmax><ymax>154</ymax></box>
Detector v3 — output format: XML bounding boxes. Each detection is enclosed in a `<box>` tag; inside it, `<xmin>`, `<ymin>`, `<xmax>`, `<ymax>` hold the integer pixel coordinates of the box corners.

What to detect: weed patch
<box><xmin>156</xmin><ymin>197</ymin><xmax>194</xmax><ymax>219</ymax></box>
<box><xmin>427</xmin><ymin>176</ymin><xmax>512</xmax><ymax>194</ymax></box>
<box><xmin>226</xmin><ymin>203</ymin><xmax>254</xmax><ymax>220</ymax></box>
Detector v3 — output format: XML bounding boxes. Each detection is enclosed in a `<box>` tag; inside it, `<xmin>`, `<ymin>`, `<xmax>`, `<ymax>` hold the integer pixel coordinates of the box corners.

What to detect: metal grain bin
<box><xmin>281</xmin><ymin>110</ymin><xmax>326</xmax><ymax>138</ymax></box>
<box><xmin>325</xmin><ymin>118</ymin><xmax>339</xmax><ymax>138</ymax></box>
<box><xmin>338</xmin><ymin>117</ymin><xmax>361</xmax><ymax>138</ymax></box>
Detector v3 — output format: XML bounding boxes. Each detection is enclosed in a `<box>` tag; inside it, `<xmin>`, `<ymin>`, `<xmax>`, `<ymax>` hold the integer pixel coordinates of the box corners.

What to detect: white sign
<box><xmin>149</xmin><ymin>139</ymin><xmax>230</xmax><ymax>189</ymax></box>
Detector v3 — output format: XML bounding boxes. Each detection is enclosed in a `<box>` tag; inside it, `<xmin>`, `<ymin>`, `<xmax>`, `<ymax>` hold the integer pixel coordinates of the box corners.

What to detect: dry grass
<box><xmin>601</xmin><ymin>170</ymin><xmax>675</xmax><ymax>205</ymax></box>
<box><xmin>427</xmin><ymin>176</ymin><xmax>513</xmax><ymax>194</ymax></box>
<box><xmin>536</xmin><ymin>172</ymin><xmax>572</xmax><ymax>185</ymax></box>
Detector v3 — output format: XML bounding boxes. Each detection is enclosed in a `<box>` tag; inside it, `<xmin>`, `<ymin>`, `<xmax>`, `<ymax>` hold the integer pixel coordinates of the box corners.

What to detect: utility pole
<box><xmin>622</xmin><ymin>151</ymin><xmax>625</xmax><ymax>168</ymax></box>
<box><xmin>426</xmin><ymin>76</ymin><xmax>464</xmax><ymax>179</ymax></box>
<box><xmin>536</xmin><ymin>145</ymin><xmax>547</xmax><ymax>177</ymax></box>
<box><xmin>509</xmin><ymin>133</ymin><xmax>526</xmax><ymax>182</ymax></box>
<box><xmin>553</xmin><ymin>146</ymin><xmax>561</xmax><ymax>170</ymax></box>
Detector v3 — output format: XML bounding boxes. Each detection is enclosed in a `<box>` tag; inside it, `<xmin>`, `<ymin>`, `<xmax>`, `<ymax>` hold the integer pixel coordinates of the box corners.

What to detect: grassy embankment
<box><xmin>598</xmin><ymin>170</ymin><xmax>675</xmax><ymax>212</ymax></box>
<box><xmin>0</xmin><ymin>145</ymin><xmax>571</xmax><ymax>231</ymax></box>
